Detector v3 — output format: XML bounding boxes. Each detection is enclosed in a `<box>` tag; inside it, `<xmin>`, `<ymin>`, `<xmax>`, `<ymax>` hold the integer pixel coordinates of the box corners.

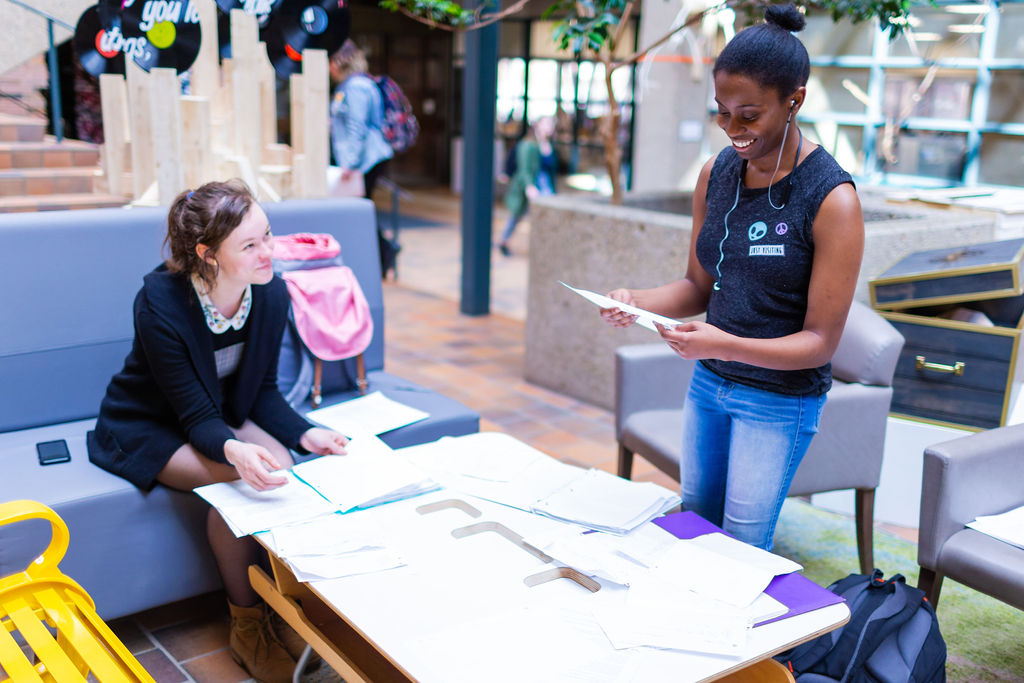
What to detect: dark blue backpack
<box><xmin>777</xmin><ymin>570</ymin><xmax>946</xmax><ymax>683</ymax></box>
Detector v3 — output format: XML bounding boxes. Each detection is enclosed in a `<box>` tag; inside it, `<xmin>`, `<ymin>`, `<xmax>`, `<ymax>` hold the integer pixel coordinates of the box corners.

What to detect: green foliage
<box><xmin>383</xmin><ymin>0</ymin><xmax>922</xmax><ymax>45</ymax></box>
<box><xmin>378</xmin><ymin>0</ymin><xmax>478</xmax><ymax>28</ymax></box>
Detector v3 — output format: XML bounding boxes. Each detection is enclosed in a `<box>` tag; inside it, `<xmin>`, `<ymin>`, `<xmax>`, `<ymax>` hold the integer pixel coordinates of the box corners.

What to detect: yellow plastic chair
<box><xmin>0</xmin><ymin>500</ymin><xmax>155</xmax><ymax>682</ymax></box>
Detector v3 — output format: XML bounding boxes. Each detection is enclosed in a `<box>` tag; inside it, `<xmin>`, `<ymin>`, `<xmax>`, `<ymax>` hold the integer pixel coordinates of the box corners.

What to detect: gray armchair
<box><xmin>917</xmin><ymin>425</ymin><xmax>1024</xmax><ymax>610</ymax></box>
<box><xmin>616</xmin><ymin>300</ymin><xmax>905</xmax><ymax>573</ymax></box>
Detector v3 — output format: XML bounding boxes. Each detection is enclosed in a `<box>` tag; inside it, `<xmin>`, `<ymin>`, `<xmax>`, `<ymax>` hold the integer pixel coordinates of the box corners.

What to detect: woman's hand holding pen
<box><xmin>600</xmin><ymin>288</ymin><xmax>639</xmax><ymax>328</ymax></box>
<box><xmin>225</xmin><ymin>439</ymin><xmax>288</xmax><ymax>491</ymax></box>
<box><xmin>300</xmin><ymin>427</ymin><xmax>349</xmax><ymax>456</ymax></box>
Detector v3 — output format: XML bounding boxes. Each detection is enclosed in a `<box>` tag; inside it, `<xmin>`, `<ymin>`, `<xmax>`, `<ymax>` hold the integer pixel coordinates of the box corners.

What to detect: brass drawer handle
<box><xmin>915</xmin><ymin>355</ymin><xmax>965</xmax><ymax>376</ymax></box>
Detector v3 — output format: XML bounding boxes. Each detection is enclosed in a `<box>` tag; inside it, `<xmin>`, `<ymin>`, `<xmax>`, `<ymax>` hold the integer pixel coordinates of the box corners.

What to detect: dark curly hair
<box><xmin>713</xmin><ymin>4</ymin><xmax>810</xmax><ymax>100</ymax></box>
<box><xmin>164</xmin><ymin>179</ymin><xmax>256</xmax><ymax>290</ymax></box>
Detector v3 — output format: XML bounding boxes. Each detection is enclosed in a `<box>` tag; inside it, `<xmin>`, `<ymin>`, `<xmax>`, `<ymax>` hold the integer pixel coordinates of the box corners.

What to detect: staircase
<box><xmin>0</xmin><ymin>113</ymin><xmax>128</xmax><ymax>213</ymax></box>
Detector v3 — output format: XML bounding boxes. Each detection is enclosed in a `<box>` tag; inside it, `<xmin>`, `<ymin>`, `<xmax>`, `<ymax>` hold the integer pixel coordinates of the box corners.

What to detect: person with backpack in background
<box><xmin>329</xmin><ymin>40</ymin><xmax>397</xmax><ymax>277</ymax></box>
<box><xmin>497</xmin><ymin>116</ymin><xmax>557</xmax><ymax>257</ymax></box>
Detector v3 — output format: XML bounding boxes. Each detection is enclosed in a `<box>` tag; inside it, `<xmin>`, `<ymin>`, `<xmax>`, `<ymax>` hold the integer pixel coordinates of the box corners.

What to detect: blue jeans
<box><xmin>680</xmin><ymin>363</ymin><xmax>825</xmax><ymax>550</ymax></box>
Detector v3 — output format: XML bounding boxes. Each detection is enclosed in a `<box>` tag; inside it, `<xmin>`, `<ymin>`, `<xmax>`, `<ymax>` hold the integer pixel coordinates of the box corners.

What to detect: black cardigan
<box><xmin>88</xmin><ymin>267</ymin><xmax>313</xmax><ymax>489</ymax></box>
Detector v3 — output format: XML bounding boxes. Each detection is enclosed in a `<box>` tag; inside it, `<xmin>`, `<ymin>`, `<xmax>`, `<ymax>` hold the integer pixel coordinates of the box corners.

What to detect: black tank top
<box><xmin>695</xmin><ymin>145</ymin><xmax>854</xmax><ymax>396</ymax></box>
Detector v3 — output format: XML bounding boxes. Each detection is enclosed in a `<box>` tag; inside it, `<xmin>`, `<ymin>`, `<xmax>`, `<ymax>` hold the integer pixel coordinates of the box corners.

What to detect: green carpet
<box><xmin>773</xmin><ymin>499</ymin><xmax>1024</xmax><ymax>682</ymax></box>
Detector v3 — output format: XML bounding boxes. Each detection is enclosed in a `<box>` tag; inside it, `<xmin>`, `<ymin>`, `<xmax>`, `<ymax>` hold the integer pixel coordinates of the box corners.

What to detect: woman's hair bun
<box><xmin>765</xmin><ymin>3</ymin><xmax>806</xmax><ymax>33</ymax></box>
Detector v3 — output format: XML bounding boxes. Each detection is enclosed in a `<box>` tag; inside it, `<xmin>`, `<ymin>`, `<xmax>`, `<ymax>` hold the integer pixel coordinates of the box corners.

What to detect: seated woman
<box><xmin>88</xmin><ymin>179</ymin><xmax>348</xmax><ymax>682</ymax></box>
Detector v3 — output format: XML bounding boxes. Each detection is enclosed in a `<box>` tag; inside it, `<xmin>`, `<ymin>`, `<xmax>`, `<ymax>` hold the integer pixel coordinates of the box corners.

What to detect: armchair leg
<box><xmin>618</xmin><ymin>444</ymin><xmax>634</xmax><ymax>480</ymax></box>
<box><xmin>918</xmin><ymin>567</ymin><xmax>944</xmax><ymax>609</ymax></box>
<box><xmin>854</xmin><ymin>488</ymin><xmax>875</xmax><ymax>575</ymax></box>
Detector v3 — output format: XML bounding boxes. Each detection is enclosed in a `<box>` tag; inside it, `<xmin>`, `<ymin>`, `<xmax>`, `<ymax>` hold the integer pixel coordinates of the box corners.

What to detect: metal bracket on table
<box><xmin>451</xmin><ymin>521</ymin><xmax>554</xmax><ymax>564</ymax></box>
<box><xmin>416</xmin><ymin>499</ymin><xmax>482</xmax><ymax>519</ymax></box>
<box><xmin>523</xmin><ymin>567</ymin><xmax>601</xmax><ymax>593</ymax></box>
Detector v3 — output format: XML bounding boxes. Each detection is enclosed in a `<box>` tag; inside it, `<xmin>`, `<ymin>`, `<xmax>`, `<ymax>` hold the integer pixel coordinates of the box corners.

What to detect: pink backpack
<box><xmin>273</xmin><ymin>233</ymin><xmax>374</xmax><ymax>407</ymax></box>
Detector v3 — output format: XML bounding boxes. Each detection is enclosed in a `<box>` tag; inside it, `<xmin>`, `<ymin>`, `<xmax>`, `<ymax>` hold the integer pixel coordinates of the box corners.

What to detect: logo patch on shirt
<box><xmin>749</xmin><ymin>245</ymin><xmax>785</xmax><ymax>256</ymax></box>
<box><xmin>748</xmin><ymin>221</ymin><xmax>768</xmax><ymax>241</ymax></box>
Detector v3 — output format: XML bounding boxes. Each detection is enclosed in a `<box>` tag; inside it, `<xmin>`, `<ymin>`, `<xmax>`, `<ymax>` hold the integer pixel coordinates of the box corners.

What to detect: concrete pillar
<box><xmin>631</xmin><ymin>4</ymin><xmax>715</xmax><ymax>192</ymax></box>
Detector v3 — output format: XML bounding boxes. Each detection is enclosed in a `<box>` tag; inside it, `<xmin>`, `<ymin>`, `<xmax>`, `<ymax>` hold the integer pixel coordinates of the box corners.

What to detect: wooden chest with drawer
<box><xmin>869</xmin><ymin>237</ymin><xmax>1024</xmax><ymax>430</ymax></box>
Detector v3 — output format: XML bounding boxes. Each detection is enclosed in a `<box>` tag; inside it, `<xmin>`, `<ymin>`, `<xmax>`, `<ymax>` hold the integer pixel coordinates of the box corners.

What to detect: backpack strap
<box><xmin>842</xmin><ymin>578</ymin><xmax>927</xmax><ymax>682</ymax></box>
<box><xmin>784</xmin><ymin>571</ymin><xmax>881</xmax><ymax>674</ymax></box>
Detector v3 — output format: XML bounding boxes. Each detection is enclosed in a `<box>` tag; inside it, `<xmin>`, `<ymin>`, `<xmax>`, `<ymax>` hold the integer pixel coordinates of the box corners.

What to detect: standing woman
<box><xmin>601</xmin><ymin>5</ymin><xmax>863</xmax><ymax>550</ymax></box>
<box><xmin>88</xmin><ymin>180</ymin><xmax>348</xmax><ymax>682</ymax></box>
<box><xmin>329</xmin><ymin>40</ymin><xmax>397</xmax><ymax>275</ymax></box>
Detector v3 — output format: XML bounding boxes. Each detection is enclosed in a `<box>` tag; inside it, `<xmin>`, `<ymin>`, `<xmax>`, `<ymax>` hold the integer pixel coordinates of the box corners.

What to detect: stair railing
<box><xmin>4</xmin><ymin>0</ymin><xmax>74</xmax><ymax>143</ymax></box>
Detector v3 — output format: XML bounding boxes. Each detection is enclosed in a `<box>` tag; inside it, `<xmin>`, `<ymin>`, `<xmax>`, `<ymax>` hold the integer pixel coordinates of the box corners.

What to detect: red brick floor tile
<box><xmin>108</xmin><ymin>617</ymin><xmax>156</xmax><ymax>654</ymax></box>
<box><xmin>150</xmin><ymin>612</ymin><xmax>230</xmax><ymax>662</ymax></box>
<box><xmin>182</xmin><ymin>648</ymin><xmax>252</xmax><ymax>683</ymax></box>
<box><xmin>134</xmin><ymin>649</ymin><xmax>188</xmax><ymax>683</ymax></box>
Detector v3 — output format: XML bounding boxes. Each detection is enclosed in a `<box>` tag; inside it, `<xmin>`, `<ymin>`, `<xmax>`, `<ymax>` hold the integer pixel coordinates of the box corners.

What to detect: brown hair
<box><xmin>329</xmin><ymin>39</ymin><xmax>368</xmax><ymax>81</ymax></box>
<box><xmin>164</xmin><ymin>179</ymin><xmax>256</xmax><ymax>289</ymax></box>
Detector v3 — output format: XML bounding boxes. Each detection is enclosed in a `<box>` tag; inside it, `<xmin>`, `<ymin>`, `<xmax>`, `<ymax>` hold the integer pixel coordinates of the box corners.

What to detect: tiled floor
<box><xmin>36</xmin><ymin>187</ymin><xmax>914</xmax><ymax>681</ymax></box>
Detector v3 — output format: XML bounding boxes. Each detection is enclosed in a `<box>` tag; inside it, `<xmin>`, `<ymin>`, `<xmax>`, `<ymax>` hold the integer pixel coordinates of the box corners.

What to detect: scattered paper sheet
<box><xmin>593</xmin><ymin>592</ymin><xmax>749</xmax><ymax>657</ymax></box>
<box><xmin>194</xmin><ymin>471</ymin><xmax>338</xmax><ymax>537</ymax></box>
<box><xmin>688</xmin><ymin>532</ymin><xmax>802</xmax><ymax>577</ymax></box>
<box><xmin>636</xmin><ymin>539</ymin><xmax>776</xmax><ymax>609</ymax></box>
<box><xmin>967</xmin><ymin>504</ymin><xmax>1024</xmax><ymax>550</ymax></box>
<box><xmin>262</xmin><ymin>511</ymin><xmax>406</xmax><ymax>581</ymax></box>
<box><xmin>560</xmin><ymin>281</ymin><xmax>681</xmax><ymax>332</ymax></box>
<box><xmin>306</xmin><ymin>391</ymin><xmax>430</xmax><ymax>436</ymax></box>
<box><xmin>292</xmin><ymin>442</ymin><xmax>438</xmax><ymax>512</ymax></box>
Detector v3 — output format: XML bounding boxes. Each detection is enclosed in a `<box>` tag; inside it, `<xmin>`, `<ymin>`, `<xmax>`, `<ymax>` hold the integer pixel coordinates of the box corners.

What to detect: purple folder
<box><xmin>654</xmin><ymin>511</ymin><xmax>844</xmax><ymax>626</ymax></box>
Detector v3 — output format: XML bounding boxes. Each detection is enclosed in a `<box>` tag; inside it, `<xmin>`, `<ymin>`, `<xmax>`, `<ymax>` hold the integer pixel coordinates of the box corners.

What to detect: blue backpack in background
<box><xmin>372</xmin><ymin>74</ymin><xmax>419</xmax><ymax>154</ymax></box>
<box><xmin>777</xmin><ymin>570</ymin><xmax>946</xmax><ymax>682</ymax></box>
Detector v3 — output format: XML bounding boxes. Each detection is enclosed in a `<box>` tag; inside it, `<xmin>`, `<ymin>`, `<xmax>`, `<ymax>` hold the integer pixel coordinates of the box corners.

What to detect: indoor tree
<box><xmin>379</xmin><ymin>0</ymin><xmax>921</xmax><ymax>204</ymax></box>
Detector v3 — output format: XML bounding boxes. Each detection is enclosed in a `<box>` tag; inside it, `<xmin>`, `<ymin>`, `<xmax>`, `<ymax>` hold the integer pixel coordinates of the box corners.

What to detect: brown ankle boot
<box><xmin>228</xmin><ymin>601</ymin><xmax>297</xmax><ymax>683</ymax></box>
<box><xmin>268</xmin><ymin>610</ymin><xmax>322</xmax><ymax>672</ymax></box>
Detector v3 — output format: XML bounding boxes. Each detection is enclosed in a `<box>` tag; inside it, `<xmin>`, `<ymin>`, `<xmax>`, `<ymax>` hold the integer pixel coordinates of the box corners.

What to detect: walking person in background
<box><xmin>329</xmin><ymin>40</ymin><xmax>398</xmax><ymax>276</ymax></box>
<box><xmin>600</xmin><ymin>4</ymin><xmax>864</xmax><ymax>550</ymax></box>
<box><xmin>497</xmin><ymin>116</ymin><xmax>557</xmax><ymax>257</ymax></box>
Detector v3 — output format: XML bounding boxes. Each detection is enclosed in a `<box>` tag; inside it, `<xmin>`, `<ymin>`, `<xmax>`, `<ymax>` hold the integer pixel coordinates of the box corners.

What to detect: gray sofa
<box><xmin>0</xmin><ymin>197</ymin><xmax>479</xmax><ymax>620</ymax></box>
<box><xmin>918</xmin><ymin>425</ymin><xmax>1024</xmax><ymax>610</ymax></box>
<box><xmin>615</xmin><ymin>300</ymin><xmax>905</xmax><ymax>571</ymax></box>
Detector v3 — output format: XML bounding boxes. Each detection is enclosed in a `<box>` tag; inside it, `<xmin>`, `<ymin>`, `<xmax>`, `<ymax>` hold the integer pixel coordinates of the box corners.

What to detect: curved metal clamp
<box><xmin>416</xmin><ymin>499</ymin><xmax>482</xmax><ymax>519</ymax></box>
<box><xmin>451</xmin><ymin>521</ymin><xmax>553</xmax><ymax>563</ymax></box>
<box><xmin>523</xmin><ymin>567</ymin><xmax>601</xmax><ymax>593</ymax></box>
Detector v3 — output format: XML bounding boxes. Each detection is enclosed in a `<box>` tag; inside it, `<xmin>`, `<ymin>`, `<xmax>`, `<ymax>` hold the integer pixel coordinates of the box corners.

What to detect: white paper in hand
<box><xmin>559</xmin><ymin>281</ymin><xmax>680</xmax><ymax>332</ymax></box>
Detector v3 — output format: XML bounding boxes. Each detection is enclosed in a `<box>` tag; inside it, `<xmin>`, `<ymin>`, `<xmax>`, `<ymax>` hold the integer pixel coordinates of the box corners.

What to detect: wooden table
<box><xmin>252</xmin><ymin>490</ymin><xmax>848</xmax><ymax>683</ymax></box>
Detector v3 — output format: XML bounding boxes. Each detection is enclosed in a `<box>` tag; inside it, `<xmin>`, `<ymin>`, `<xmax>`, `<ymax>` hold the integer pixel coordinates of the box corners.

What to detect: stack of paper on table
<box><xmin>194</xmin><ymin>471</ymin><xmax>339</xmax><ymax>537</ymax></box>
<box><xmin>532</xmin><ymin>468</ymin><xmax>680</xmax><ymax>534</ymax></box>
<box><xmin>402</xmin><ymin>433</ymin><xmax>680</xmax><ymax>533</ymax></box>
<box><xmin>306</xmin><ymin>390</ymin><xmax>430</xmax><ymax>435</ymax></box>
<box><xmin>967</xmin><ymin>504</ymin><xmax>1024</xmax><ymax>550</ymax></box>
<box><xmin>261</xmin><ymin>512</ymin><xmax>405</xmax><ymax>581</ymax></box>
<box><xmin>293</xmin><ymin>433</ymin><xmax>438</xmax><ymax>512</ymax></box>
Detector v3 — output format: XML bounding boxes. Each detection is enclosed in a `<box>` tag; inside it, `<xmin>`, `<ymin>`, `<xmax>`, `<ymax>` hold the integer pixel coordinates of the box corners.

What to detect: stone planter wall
<box><xmin>526</xmin><ymin>191</ymin><xmax>1002</xmax><ymax>410</ymax></box>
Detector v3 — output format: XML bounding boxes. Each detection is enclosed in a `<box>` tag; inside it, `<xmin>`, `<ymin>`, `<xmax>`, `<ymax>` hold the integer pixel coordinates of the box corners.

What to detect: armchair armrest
<box><xmin>918</xmin><ymin>423</ymin><xmax>1024</xmax><ymax>568</ymax></box>
<box><xmin>614</xmin><ymin>344</ymin><xmax>695</xmax><ymax>439</ymax></box>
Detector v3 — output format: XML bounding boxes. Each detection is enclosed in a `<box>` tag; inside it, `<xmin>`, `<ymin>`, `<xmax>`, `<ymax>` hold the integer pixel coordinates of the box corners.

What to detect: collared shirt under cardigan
<box><xmin>87</xmin><ymin>266</ymin><xmax>314</xmax><ymax>490</ymax></box>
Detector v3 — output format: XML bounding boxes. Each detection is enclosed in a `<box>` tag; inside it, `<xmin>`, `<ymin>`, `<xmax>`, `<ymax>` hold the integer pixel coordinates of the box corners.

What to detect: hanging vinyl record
<box><xmin>74</xmin><ymin>5</ymin><xmax>126</xmax><ymax>76</ymax></box>
<box><xmin>217</xmin><ymin>0</ymin><xmax>284</xmax><ymax>60</ymax></box>
<box><xmin>263</xmin><ymin>0</ymin><xmax>349</xmax><ymax>78</ymax></box>
<box><xmin>120</xmin><ymin>0</ymin><xmax>202</xmax><ymax>73</ymax></box>
<box><xmin>215</xmin><ymin>0</ymin><xmax>285</xmax><ymax>27</ymax></box>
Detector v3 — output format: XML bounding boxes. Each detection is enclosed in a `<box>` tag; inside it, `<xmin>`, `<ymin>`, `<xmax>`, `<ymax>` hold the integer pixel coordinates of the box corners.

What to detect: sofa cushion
<box><xmin>0</xmin><ymin>419</ymin><xmax>221</xmax><ymax>619</ymax></box>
